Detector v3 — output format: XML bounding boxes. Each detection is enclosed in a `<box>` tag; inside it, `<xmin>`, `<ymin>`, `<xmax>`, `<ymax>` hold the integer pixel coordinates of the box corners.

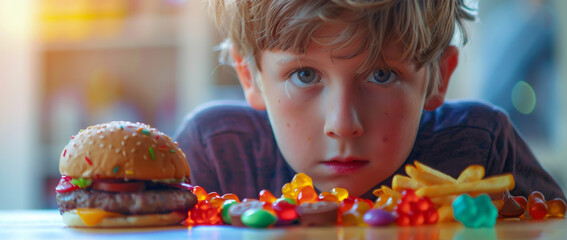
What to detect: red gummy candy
<box><xmin>395</xmin><ymin>189</ymin><xmax>438</xmax><ymax>226</ymax></box>
<box><xmin>187</xmin><ymin>201</ymin><xmax>222</xmax><ymax>225</ymax></box>
<box><xmin>272</xmin><ymin>200</ymin><xmax>298</xmax><ymax>221</ymax></box>
<box><xmin>528</xmin><ymin>191</ymin><xmax>548</xmax><ymax>220</ymax></box>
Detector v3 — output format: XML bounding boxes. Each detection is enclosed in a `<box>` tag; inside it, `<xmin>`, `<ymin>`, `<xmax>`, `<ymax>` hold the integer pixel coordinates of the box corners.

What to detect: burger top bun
<box><xmin>59</xmin><ymin>121</ymin><xmax>190</xmax><ymax>181</ymax></box>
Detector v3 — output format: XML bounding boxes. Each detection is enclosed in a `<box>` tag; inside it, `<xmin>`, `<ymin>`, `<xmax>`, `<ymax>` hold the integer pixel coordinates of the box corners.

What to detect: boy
<box><xmin>174</xmin><ymin>0</ymin><xmax>565</xmax><ymax>201</ymax></box>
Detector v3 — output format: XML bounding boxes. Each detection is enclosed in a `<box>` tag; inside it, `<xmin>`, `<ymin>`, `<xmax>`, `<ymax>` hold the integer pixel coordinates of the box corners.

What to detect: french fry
<box><xmin>414</xmin><ymin>161</ymin><xmax>457</xmax><ymax>185</ymax></box>
<box><xmin>381</xmin><ymin>185</ymin><xmax>402</xmax><ymax>199</ymax></box>
<box><xmin>429</xmin><ymin>195</ymin><xmax>457</xmax><ymax>206</ymax></box>
<box><xmin>392</xmin><ymin>174</ymin><xmax>421</xmax><ymax>191</ymax></box>
<box><xmin>415</xmin><ymin>173</ymin><xmax>515</xmax><ymax>198</ymax></box>
<box><xmin>405</xmin><ymin>164</ymin><xmax>419</xmax><ymax>180</ymax></box>
<box><xmin>456</xmin><ymin>165</ymin><xmax>485</xmax><ymax>183</ymax></box>
<box><xmin>372</xmin><ymin>189</ymin><xmax>383</xmax><ymax>198</ymax></box>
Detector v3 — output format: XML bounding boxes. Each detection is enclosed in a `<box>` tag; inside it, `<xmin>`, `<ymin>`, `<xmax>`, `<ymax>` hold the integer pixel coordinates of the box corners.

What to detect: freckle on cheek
<box><xmin>307</xmin><ymin>137</ymin><xmax>311</xmax><ymax>141</ymax></box>
<box><xmin>382</xmin><ymin>137</ymin><xmax>388</xmax><ymax>142</ymax></box>
<box><xmin>286</xmin><ymin>123</ymin><xmax>290</xmax><ymax>128</ymax></box>
<box><xmin>384</xmin><ymin>112</ymin><xmax>388</xmax><ymax>116</ymax></box>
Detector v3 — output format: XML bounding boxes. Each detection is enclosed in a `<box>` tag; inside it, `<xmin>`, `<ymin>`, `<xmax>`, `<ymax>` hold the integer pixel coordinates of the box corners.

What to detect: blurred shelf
<box><xmin>40</xmin><ymin>16</ymin><xmax>179</xmax><ymax>51</ymax></box>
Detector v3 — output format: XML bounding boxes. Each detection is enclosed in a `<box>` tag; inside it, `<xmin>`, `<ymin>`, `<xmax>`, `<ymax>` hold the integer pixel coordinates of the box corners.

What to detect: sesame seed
<box><xmin>88</xmin><ymin>141</ymin><xmax>93</xmax><ymax>145</ymax></box>
<box><xmin>132</xmin><ymin>133</ymin><xmax>137</xmax><ymax>137</ymax></box>
<box><xmin>124</xmin><ymin>135</ymin><xmax>128</xmax><ymax>140</ymax></box>
<box><xmin>122</xmin><ymin>150</ymin><xmax>126</xmax><ymax>157</ymax></box>
<box><xmin>115</xmin><ymin>148</ymin><xmax>120</xmax><ymax>153</ymax></box>
<box><xmin>108</xmin><ymin>145</ymin><xmax>112</xmax><ymax>149</ymax></box>
<box><xmin>99</xmin><ymin>143</ymin><xmax>104</xmax><ymax>148</ymax></box>
<box><xmin>121</xmin><ymin>141</ymin><xmax>125</xmax><ymax>146</ymax></box>
<box><xmin>136</xmin><ymin>141</ymin><xmax>141</xmax><ymax>146</ymax></box>
<box><xmin>143</xmin><ymin>155</ymin><xmax>147</xmax><ymax>160</ymax></box>
<box><xmin>130</xmin><ymin>148</ymin><xmax>135</xmax><ymax>153</ymax></box>
<box><xmin>99</xmin><ymin>135</ymin><xmax>104</xmax><ymax>139</ymax></box>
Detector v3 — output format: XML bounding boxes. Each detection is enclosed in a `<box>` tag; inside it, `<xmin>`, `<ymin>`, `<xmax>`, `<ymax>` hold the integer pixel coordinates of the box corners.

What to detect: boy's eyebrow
<box><xmin>276</xmin><ymin>55</ymin><xmax>302</xmax><ymax>65</ymax></box>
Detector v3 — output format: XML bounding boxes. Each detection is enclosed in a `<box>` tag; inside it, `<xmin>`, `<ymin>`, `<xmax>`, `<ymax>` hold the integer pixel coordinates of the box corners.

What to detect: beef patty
<box><xmin>57</xmin><ymin>189</ymin><xmax>197</xmax><ymax>215</ymax></box>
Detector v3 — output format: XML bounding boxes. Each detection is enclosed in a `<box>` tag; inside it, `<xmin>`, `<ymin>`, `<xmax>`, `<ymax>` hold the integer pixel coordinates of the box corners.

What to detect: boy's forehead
<box><xmin>308</xmin><ymin>23</ymin><xmax>409</xmax><ymax>68</ymax></box>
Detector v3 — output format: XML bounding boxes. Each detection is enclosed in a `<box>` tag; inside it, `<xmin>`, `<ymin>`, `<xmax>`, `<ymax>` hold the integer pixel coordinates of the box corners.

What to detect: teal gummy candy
<box><xmin>221</xmin><ymin>200</ymin><xmax>238</xmax><ymax>224</ymax></box>
<box><xmin>452</xmin><ymin>194</ymin><xmax>497</xmax><ymax>228</ymax></box>
<box><xmin>241</xmin><ymin>208</ymin><xmax>277</xmax><ymax>228</ymax></box>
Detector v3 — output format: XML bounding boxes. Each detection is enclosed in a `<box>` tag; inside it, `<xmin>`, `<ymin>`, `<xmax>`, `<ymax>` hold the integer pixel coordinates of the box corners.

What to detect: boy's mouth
<box><xmin>321</xmin><ymin>157</ymin><xmax>369</xmax><ymax>174</ymax></box>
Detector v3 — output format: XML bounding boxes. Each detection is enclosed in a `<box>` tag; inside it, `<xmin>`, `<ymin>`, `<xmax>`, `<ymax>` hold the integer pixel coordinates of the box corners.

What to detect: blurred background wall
<box><xmin>0</xmin><ymin>0</ymin><xmax>565</xmax><ymax>209</ymax></box>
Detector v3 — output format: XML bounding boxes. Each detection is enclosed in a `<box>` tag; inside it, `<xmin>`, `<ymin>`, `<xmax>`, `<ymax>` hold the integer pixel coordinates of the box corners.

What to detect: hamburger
<box><xmin>55</xmin><ymin>121</ymin><xmax>197</xmax><ymax>227</ymax></box>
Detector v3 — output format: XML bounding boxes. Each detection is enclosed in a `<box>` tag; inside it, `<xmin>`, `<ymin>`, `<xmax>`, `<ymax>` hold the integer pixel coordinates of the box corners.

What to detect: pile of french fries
<box><xmin>373</xmin><ymin>161</ymin><xmax>515</xmax><ymax>221</ymax></box>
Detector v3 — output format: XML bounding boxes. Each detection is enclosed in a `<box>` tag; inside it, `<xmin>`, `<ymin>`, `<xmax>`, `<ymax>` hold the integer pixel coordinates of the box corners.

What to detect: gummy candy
<box><xmin>272</xmin><ymin>199</ymin><xmax>298</xmax><ymax>221</ymax></box>
<box><xmin>186</xmin><ymin>201</ymin><xmax>222</xmax><ymax>225</ymax></box>
<box><xmin>274</xmin><ymin>197</ymin><xmax>297</xmax><ymax>205</ymax></box>
<box><xmin>527</xmin><ymin>191</ymin><xmax>548</xmax><ymax>220</ymax></box>
<box><xmin>395</xmin><ymin>189</ymin><xmax>438</xmax><ymax>226</ymax></box>
<box><xmin>339</xmin><ymin>196</ymin><xmax>357</xmax><ymax>213</ymax></box>
<box><xmin>241</xmin><ymin>208</ymin><xmax>278</xmax><ymax>228</ymax></box>
<box><xmin>318</xmin><ymin>192</ymin><xmax>340</xmax><ymax>203</ymax></box>
<box><xmin>282</xmin><ymin>183</ymin><xmax>295</xmax><ymax>199</ymax></box>
<box><xmin>513</xmin><ymin>196</ymin><xmax>528</xmax><ymax>210</ymax></box>
<box><xmin>192</xmin><ymin>186</ymin><xmax>208</xmax><ymax>202</ymax></box>
<box><xmin>259</xmin><ymin>189</ymin><xmax>277</xmax><ymax>204</ymax></box>
<box><xmin>546</xmin><ymin>198</ymin><xmax>567</xmax><ymax>218</ymax></box>
<box><xmin>331</xmin><ymin>188</ymin><xmax>349</xmax><ymax>201</ymax></box>
<box><xmin>297</xmin><ymin>185</ymin><xmax>318</xmax><ymax>205</ymax></box>
<box><xmin>363</xmin><ymin>209</ymin><xmax>395</xmax><ymax>226</ymax></box>
<box><xmin>452</xmin><ymin>194</ymin><xmax>497</xmax><ymax>228</ymax></box>
<box><xmin>222</xmin><ymin>193</ymin><xmax>240</xmax><ymax>202</ymax></box>
<box><xmin>342</xmin><ymin>201</ymin><xmax>372</xmax><ymax>226</ymax></box>
<box><xmin>291</xmin><ymin>173</ymin><xmax>313</xmax><ymax>190</ymax></box>
<box><xmin>207</xmin><ymin>192</ymin><xmax>221</xmax><ymax>201</ymax></box>
<box><xmin>208</xmin><ymin>196</ymin><xmax>226</xmax><ymax>209</ymax></box>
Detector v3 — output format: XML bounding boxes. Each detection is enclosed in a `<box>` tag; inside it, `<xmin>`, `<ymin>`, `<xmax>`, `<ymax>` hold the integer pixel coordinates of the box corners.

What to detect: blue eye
<box><xmin>290</xmin><ymin>68</ymin><xmax>320</xmax><ymax>87</ymax></box>
<box><xmin>369</xmin><ymin>69</ymin><xmax>397</xmax><ymax>85</ymax></box>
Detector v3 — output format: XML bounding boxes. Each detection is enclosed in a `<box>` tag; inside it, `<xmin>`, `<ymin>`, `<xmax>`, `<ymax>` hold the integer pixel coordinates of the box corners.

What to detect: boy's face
<box><xmin>243</xmin><ymin>26</ymin><xmax>440</xmax><ymax>196</ymax></box>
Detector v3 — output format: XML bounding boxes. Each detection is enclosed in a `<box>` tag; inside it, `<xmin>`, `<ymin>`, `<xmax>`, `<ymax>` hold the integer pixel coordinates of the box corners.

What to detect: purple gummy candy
<box><xmin>363</xmin><ymin>209</ymin><xmax>396</xmax><ymax>226</ymax></box>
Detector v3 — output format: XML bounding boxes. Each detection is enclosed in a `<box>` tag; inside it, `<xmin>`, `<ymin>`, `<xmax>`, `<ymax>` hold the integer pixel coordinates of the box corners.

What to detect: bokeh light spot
<box><xmin>511</xmin><ymin>81</ymin><xmax>536</xmax><ymax>114</ymax></box>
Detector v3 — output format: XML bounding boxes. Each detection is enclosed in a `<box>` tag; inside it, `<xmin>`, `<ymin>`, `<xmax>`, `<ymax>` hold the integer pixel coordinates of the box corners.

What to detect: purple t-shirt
<box><xmin>174</xmin><ymin>100</ymin><xmax>565</xmax><ymax>201</ymax></box>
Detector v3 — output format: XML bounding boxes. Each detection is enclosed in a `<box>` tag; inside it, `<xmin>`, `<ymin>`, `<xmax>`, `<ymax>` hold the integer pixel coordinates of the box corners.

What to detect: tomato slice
<box><xmin>92</xmin><ymin>180</ymin><xmax>146</xmax><ymax>192</ymax></box>
<box><xmin>55</xmin><ymin>176</ymin><xmax>80</xmax><ymax>193</ymax></box>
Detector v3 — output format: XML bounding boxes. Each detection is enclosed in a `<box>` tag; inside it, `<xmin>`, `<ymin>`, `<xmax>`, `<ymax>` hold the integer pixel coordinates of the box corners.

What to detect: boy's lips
<box><xmin>321</xmin><ymin>157</ymin><xmax>369</xmax><ymax>174</ymax></box>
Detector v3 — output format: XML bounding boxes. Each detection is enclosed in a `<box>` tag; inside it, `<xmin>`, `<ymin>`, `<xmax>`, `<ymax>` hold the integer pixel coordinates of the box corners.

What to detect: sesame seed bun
<box><xmin>59</xmin><ymin>121</ymin><xmax>190</xmax><ymax>181</ymax></box>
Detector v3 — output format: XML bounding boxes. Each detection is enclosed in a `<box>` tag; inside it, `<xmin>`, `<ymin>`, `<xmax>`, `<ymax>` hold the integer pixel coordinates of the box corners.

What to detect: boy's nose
<box><xmin>324</xmin><ymin>98</ymin><xmax>363</xmax><ymax>139</ymax></box>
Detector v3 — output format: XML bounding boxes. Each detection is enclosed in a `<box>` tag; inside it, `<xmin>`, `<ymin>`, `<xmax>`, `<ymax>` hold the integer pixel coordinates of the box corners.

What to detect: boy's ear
<box><xmin>424</xmin><ymin>46</ymin><xmax>459</xmax><ymax>111</ymax></box>
<box><xmin>231</xmin><ymin>49</ymin><xmax>266</xmax><ymax>110</ymax></box>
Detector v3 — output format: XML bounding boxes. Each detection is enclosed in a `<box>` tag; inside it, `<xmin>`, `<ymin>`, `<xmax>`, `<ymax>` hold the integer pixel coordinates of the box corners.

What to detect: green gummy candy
<box><xmin>453</xmin><ymin>194</ymin><xmax>497</xmax><ymax>228</ymax></box>
<box><xmin>241</xmin><ymin>209</ymin><xmax>277</xmax><ymax>228</ymax></box>
<box><xmin>221</xmin><ymin>200</ymin><xmax>238</xmax><ymax>224</ymax></box>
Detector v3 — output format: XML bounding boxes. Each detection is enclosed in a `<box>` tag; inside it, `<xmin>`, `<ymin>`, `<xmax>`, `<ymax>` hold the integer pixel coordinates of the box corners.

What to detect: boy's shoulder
<box><xmin>178</xmin><ymin>100</ymin><xmax>270</xmax><ymax>139</ymax></box>
<box><xmin>421</xmin><ymin>99</ymin><xmax>511</xmax><ymax>133</ymax></box>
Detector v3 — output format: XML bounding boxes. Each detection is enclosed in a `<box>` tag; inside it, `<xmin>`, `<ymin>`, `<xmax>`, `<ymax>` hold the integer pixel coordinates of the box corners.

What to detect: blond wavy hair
<box><xmin>208</xmin><ymin>0</ymin><xmax>476</xmax><ymax>97</ymax></box>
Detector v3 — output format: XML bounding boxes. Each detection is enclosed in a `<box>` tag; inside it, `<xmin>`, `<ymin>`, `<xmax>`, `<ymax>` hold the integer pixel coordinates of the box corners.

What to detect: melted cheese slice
<box><xmin>75</xmin><ymin>208</ymin><xmax>124</xmax><ymax>226</ymax></box>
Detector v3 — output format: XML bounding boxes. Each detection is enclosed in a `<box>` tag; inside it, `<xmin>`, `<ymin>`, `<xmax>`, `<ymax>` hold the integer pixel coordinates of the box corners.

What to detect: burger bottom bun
<box><xmin>62</xmin><ymin>211</ymin><xmax>187</xmax><ymax>228</ymax></box>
